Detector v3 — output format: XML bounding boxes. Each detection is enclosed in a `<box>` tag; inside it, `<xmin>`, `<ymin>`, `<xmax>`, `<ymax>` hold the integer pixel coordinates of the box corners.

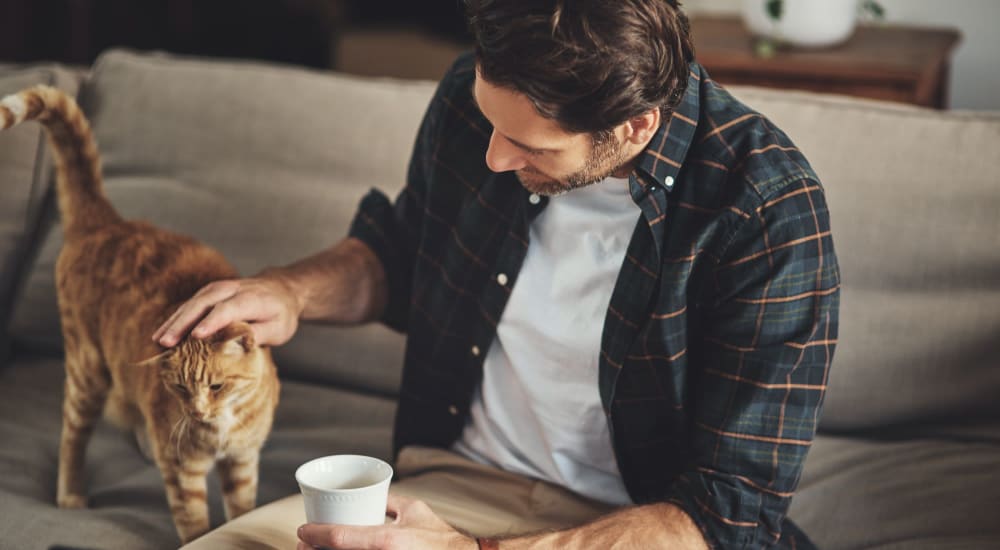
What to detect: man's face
<box><xmin>472</xmin><ymin>71</ymin><xmax>630</xmax><ymax>196</ymax></box>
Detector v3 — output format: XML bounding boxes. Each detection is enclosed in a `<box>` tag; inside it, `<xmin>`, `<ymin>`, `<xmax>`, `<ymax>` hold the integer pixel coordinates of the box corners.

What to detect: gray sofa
<box><xmin>1</xmin><ymin>50</ymin><xmax>998</xmax><ymax>550</ymax></box>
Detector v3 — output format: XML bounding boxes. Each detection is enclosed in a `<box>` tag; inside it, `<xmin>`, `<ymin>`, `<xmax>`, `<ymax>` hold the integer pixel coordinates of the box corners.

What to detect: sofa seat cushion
<box><xmin>0</xmin><ymin>353</ymin><xmax>395</xmax><ymax>550</ymax></box>
<box><xmin>7</xmin><ymin>49</ymin><xmax>438</xmax><ymax>395</ymax></box>
<box><xmin>5</xmin><ymin>353</ymin><xmax>996</xmax><ymax>550</ymax></box>
<box><xmin>0</xmin><ymin>66</ymin><xmax>82</xmax><ymax>359</ymax></box>
<box><xmin>789</xmin><ymin>434</ymin><xmax>1000</xmax><ymax>549</ymax></box>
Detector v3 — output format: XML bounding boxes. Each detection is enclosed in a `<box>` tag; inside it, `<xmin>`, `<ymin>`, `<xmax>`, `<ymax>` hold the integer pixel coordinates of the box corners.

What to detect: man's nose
<box><xmin>485</xmin><ymin>131</ymin><xmax>528</xmax><ymax>173</ymax></box>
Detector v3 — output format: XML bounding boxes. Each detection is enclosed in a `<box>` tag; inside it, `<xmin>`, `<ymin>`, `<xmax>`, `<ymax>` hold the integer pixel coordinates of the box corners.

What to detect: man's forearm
<box><xmin>261</xmin><ymin>237</ymin><xmax>388</xmax><ymax>325</ymax></box>
<box><xmin>496</xmin><ymin>503</ymin><xmax>709</xmax><ymax>550</ymax></box>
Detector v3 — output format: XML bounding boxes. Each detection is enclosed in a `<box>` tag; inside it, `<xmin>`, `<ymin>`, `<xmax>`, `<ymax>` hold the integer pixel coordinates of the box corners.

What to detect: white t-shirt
<box><xmin>453</xmin><ymin>175</ymin><xmax>640</xmax><ymax>506</ymax></box>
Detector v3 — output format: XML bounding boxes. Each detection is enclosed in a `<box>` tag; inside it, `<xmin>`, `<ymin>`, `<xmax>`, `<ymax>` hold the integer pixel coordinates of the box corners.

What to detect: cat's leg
<box><xmin>218</xmin><ymin>450</ymin><xmax>260</xmax><ymax>521</ymax></box>
<box><xmin>158</xmin><ymin>454</ymin><xmax>214</xmax><ymax>544</ymax></box>
<box><xmin>57</xmin><ymin>339</ymin><xmax>110</xmax><ymax>509</ymax></box>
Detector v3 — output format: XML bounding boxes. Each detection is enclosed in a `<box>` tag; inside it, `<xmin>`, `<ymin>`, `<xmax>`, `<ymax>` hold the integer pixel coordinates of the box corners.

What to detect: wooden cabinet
<box><xmin>690</xmin><ymin>16</ymin><xmax>961</xmax><ymax>108</ymax></box>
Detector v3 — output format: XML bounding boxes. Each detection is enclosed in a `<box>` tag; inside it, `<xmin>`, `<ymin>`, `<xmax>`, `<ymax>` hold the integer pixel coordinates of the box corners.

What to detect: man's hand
<box><xmin>152</xmin><ymin>274</ymin><xmax>303</xmax><ymax>348</ymax></box>
<box><xmin>152</xmin><ymin>237</ymin><xmax>389</xmax><ymax>349</ymax></box>
<box><xmin>296</xmin><ymin>494</ymin><xmax>476</xmax><ymax>550</ymax></box>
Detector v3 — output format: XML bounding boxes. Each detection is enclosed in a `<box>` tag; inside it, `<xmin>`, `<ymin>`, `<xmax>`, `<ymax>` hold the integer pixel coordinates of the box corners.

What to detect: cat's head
<box><xmin>146</xmin><ymin>322</ymin><xmax>271</xmax><ymax>423</ymax></box>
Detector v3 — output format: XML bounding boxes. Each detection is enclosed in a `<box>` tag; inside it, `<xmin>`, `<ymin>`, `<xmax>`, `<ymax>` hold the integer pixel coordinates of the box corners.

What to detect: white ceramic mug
<box><xmin>295</xmin><ymin>455</ymin><xmax>394</xmax><ymax>526</ymax></box>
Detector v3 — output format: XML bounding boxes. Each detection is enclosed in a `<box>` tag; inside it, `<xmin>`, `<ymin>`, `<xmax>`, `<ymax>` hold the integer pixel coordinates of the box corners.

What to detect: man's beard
<box><xmin>515</xmin><ymin>131</ymin><xmax>630</xmax><ymax>196</ymax></box>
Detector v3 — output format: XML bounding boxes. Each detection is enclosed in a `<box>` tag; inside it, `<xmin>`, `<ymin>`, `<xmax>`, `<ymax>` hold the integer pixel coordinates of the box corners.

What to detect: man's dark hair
<box><xmin>465</xmin><ymin>0</ymin><xmax>695</xmax><ymax>135</ymax></box>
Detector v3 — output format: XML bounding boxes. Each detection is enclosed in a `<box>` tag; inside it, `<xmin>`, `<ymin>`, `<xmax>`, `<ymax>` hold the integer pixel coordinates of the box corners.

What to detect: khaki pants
<box><xmin>183</xmin><ymin>446</ymin><xmax>618</xmax><ymax>549</ymax></box>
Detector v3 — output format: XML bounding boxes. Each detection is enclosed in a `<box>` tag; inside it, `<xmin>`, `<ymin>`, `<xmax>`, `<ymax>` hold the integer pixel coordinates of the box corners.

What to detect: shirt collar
<box><xmin>631</xmin><ymin>62</ymin><xmax>703</xmax><ymax>199</ymax></box>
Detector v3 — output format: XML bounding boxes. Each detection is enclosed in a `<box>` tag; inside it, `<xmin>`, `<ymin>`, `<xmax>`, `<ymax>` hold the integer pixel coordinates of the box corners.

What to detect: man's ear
<box><xmin>213</xmin><ymin>322</ymin><xmax>256</xmax><ymax>356</ymax></box>
<box><xmin>135</xmin><ymin>349</ymin><xmax>175</xmax><ymax>369</ymax></box>
<box><xmin>621</xmin><ymin>107</ymin><xmax>661</xmax><ymax>146</ymax></box>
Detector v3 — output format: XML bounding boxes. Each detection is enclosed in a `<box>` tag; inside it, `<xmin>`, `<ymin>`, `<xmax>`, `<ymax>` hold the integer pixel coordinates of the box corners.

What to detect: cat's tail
<box><xmin>1</xmin><ymin>85</ymin><xmax>121</xmax><ymax>237</ymax></box>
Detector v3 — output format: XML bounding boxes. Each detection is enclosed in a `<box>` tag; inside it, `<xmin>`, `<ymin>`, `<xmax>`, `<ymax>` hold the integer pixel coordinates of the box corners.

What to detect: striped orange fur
<box><xmin>1</xmin><ymin>86</ymin><xmax>280</xmax><ymax>544</ymax></box>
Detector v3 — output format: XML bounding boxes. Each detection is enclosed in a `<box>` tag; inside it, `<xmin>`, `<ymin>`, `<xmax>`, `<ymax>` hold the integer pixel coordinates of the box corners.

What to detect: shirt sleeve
<box><xmin>346</xmin><ymin>59</ymin><xmax>456</xmax><ymax>332</ymax></box>
<box><xmin>664</xmin><ymin>176</ymin><xmax>840</xmax><ymax>548</ymax></box>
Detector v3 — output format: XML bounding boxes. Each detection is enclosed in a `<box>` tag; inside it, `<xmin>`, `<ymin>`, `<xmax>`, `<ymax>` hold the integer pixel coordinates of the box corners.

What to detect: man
<box><xmin>157</xmin><ymin>1</ymin><xmax>839</xmax><ymax>548</ymax></box>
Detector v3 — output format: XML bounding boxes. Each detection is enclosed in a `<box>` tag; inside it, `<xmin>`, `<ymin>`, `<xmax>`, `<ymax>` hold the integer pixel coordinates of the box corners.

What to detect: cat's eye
<box><xmin>174</xmin><ymin>384</ymin><xmax>188</xmax><ymax>394</ymax></box>
<box><xmin>209</xmin><ymin>383</ymin><xmax>223</xmax><ymax>392</ymax></box>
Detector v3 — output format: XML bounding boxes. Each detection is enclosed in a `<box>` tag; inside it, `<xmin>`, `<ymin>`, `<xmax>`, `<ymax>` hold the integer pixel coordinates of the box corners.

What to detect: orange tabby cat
<box><xmin>1</xmin><ymin>85</ymin><xmax>280</xmax><ymax>543</ymax></box>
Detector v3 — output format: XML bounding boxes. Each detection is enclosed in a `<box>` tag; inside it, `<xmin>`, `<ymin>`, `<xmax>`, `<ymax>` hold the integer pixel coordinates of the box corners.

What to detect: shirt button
<box><xmin>529</xmin><ymin>193</ymin><xmax>541</xmax><ymax>205</ymax></box>
<box><xmin>448</xmin><ymin>405</ymin><xmax>459</xmax><ymax>416</ymax></box>
<box><xmin>471</xmin><ymin>345</ymin><xmax>481</xmax><ymax>357</ymax></box>
<box><xmin>497</xmin><ymin>273</ymin><xmax>509</xmax><ymax>286</ymax></box>
<box><xmin>664</xmin><ymin>175</ymin><xmax>675</xmax><ymax>188</ymax></box>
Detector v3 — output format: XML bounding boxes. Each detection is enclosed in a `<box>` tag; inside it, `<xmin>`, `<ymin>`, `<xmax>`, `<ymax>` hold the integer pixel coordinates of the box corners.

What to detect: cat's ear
<box><xmin>135</xmin><ymin>349</ymin><xmax>175</xmax><ymax>368</ymax></box>
<box><xmin>213</xmin><ymin>322</ymin><xmax>256</xmax><ymax>356</ymax></box>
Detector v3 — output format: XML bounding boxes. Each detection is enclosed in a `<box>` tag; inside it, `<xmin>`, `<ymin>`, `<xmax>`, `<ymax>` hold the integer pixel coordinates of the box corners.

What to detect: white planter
<box><xmin>742</xmin><ymin>0</ymin><xmax>860</xmax><ymax>48</ymax></box>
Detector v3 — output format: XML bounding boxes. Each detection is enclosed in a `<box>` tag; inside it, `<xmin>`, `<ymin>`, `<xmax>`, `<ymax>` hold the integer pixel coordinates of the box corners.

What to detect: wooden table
<box><xmin>690</xmin><ymin>16</ymin><xmax>961</xmax><ymax>109</ymax></box>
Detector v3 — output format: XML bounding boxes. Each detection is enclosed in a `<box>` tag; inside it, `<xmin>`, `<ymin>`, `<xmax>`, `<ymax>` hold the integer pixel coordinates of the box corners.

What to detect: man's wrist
<box><xmin>257</xmin><ymin>266</ymin><xmax>309</xmax><ymax>317</ymax></box>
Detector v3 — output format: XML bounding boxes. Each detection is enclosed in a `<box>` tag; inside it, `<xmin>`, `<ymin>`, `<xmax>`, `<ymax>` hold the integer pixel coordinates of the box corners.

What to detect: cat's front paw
<box><xmin>57</xmin><ymin>493</ymin><xmax>88</xmax><ymax>509</ymax></box>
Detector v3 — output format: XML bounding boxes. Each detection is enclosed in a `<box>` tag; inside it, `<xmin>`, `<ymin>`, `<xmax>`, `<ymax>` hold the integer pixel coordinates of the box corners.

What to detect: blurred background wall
<box><xmin>0</xmin><ymin>0</ymin><xmax>351</xmax><ymax>68</ymax></box>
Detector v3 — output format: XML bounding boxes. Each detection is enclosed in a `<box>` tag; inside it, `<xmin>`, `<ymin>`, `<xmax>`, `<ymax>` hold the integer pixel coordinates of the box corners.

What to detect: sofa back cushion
<box><xmin>0</xmin><ymin>65</ymin><xmax>82</xmax><ymax>361</ymax></box>
<box><xmin>7</xmin><ymin>50</ymin><xmax>437</xmax><ymax>395</ymax></box>
<box><xmin>729</xmin><ymin>86</ymin><xmax>1000</xmax><ymax>439</ymax></box>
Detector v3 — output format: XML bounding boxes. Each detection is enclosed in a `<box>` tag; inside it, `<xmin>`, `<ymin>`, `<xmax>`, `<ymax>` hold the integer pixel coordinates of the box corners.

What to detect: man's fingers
<box><xmin>153</xmin><ymin>281</ymin><xmax>240</xmax><ymax>346</ymax></box>
<box><xmin>298</xmin><ymin>523</ymin><xmax>386</xmax><ymax>549</ymax></box>
<box><xmin>386</xmin><ymin>493</ymin><xmax>414</xmax><ymax>507</ymax></box>
<box><xmin>385</xmin><ymin>493</ymin><xmax>415</xmax><ymax>517</ymax></box>
<box><xmin>384</xmin><ymin>494</ymin><xmax>447</xmax><ymax>530</ymax></box>
<box><xmin>190</xmin><ymin>301</ymin><xmax>245</xmax><ymax>340</ymax></box>
<box><xmin>151</xmin><ymin>308</ymin><xmax>181</xmax><ymax>343</ymax></box>
<box><xmin>155</xmin><ymin>304</ymin><xmax>206</xmax><ymax>347</ymax></box>
<box><xmin>153</xmin><ymin>297</ymin><xmax>203</xmax><ymax>342</ymax></box>
<box><xmin>152</xmin><ymin>277</ymin><xmax>298</xmax><ymax>348</ymax></box>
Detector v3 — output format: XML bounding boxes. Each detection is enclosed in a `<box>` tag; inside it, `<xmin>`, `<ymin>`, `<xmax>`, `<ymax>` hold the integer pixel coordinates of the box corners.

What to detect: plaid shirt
<box><xmin>349</xmin><ymin>53</ymin><xmax>838</xmax><ymax>549</ymax></box>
